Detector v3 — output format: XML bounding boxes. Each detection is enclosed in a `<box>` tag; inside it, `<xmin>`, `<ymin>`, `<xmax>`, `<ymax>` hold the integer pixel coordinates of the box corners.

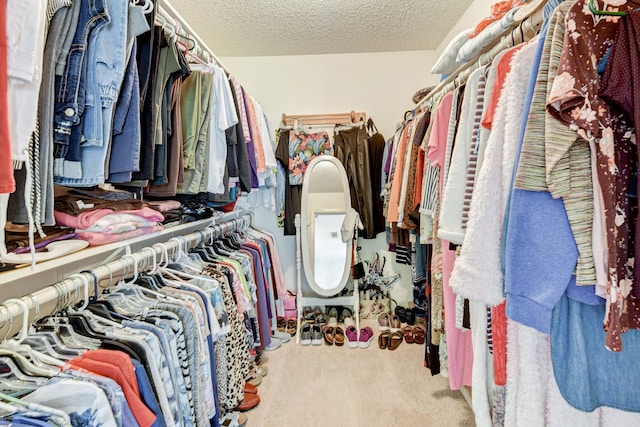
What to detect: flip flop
<box><xmin>401</xmin><ymin>326</ymin><xmax>414</xmax><ymax>344</ymax></box>
<box><xmin>412</xmin><ymin>326</ymin><xmax>426</xmax><ymax>345</ymax></box>
<box><xmin>388</xmin><ymin>331</ymin><xmax>404</xmax><ymax>350</ymax></box>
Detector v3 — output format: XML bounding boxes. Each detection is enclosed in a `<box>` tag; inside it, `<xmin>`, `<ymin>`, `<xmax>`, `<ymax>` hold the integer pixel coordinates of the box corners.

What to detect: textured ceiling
<box><xmin>170</xmin><ymin>0</ymin><xmax>476</xmax><ymax>57</ymax></box>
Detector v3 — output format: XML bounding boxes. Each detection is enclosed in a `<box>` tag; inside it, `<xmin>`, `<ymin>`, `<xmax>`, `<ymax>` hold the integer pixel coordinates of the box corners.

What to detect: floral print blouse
<box><xmin>287</xmin><ymin>130</ymin><xmax>332</xmax><ymax>185</ymax></box>
<box><xmin>547</xmin><ymin>0</ymin><xmax>640</xmax><ymax>351</ymax></box>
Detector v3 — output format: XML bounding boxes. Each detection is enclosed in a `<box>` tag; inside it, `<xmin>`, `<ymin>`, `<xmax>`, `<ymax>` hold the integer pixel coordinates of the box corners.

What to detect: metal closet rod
<box><xmin>156</xmin><ymin>0</ymin><xmax>229</xmax><ymax>73</ymax></box>
<box><xmin>0</xmin><ymin>210</ymin><xmax>252</xmax><ymax>341</ymax></box>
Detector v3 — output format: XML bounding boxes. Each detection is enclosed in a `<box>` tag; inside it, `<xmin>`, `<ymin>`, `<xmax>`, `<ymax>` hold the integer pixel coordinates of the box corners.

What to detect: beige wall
<box><xmin>221</xmin><ymin>50</ymin><xmax>440</xmax><ymax>139</ymax></box>
<box><xmin>223</xmin><ymin>0</ymin><xmax>494</xmax><ymax>306</ymax></box>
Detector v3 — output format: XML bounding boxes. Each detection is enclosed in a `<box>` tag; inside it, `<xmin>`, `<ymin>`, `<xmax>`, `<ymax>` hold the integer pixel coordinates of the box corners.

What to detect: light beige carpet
<box><xmin>246</xmin><ymin>321</ymin><xmax>475</xmax><ymax>427</ymax></box>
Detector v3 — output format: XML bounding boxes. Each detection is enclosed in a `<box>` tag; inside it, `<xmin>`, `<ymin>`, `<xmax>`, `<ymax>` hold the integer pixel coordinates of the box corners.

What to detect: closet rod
<box><xmin>0</xmin><ymin>210</ymin><xmax>252</xmax><ymax>341</ymax></box>
<box><xmin>416</xmin><ymin>3</ymin><xmax>545</xmax><ymax>109</ymax></box>
<box><xmin>281</xmin><ymin>111</ymin><xmax>367</xmax><ymax>127</ymax></box>
<box><xmin>157</xmin><ymin>0</ymin><xmax>229</xmax><ymax>73</ymax></box>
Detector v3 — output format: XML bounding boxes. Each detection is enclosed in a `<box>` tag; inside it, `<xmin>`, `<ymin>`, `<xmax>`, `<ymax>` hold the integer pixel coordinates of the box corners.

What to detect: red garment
<box><xmin>81</xmin><ymin>350</ymin><xmax>140</xmax><ymax>395</ymax></box>
<box><xmin>69</xmin><ymin>356</ymin><xmax>156</xmax><ymax>427</ymax></box>
<box><xmin>492</xmin><ymin>302</ymin><xmax>507</xmax><ymax>386</ymax></box>
<box><xmin>470</xmin><ymin>0</ymin><xmax>526</xmax><ymax>39</ymax></box>
<box><xmin>481</xmin><ymin>45</ymin><xmax>524</xmax><ymax>130</ymax></box>
<box><xmin>0</xmin><ymin>0</ymin><xmax>15</xmax><ymax>193</ymax></box>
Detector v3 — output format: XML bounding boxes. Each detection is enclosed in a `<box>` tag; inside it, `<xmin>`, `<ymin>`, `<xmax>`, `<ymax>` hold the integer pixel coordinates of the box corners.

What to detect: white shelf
<box><xmin>0</xmin><ymin>218</ymin><xmax>216</xmax><ymax>300</ymax></box>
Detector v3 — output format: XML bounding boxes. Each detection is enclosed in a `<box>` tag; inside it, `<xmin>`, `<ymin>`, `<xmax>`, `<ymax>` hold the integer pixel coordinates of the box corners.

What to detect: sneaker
<box><xmin>311</xmin><ymin>324</ymin><xmax>323</xmax><ymax>345</ymax></box>
<box><xmin>358</xmin><ymin>326</ymin><xmax>375</xmax><ymax>349</ymax></box>
<box><xmin>300</xmin><ymin>323</ymin><xmax>312</xmax><ymax>346</ymax></box>
<box><xmin>345</xmin><ymin>325</ymin><xmax>359</xmax><ymax>349</ymax></box>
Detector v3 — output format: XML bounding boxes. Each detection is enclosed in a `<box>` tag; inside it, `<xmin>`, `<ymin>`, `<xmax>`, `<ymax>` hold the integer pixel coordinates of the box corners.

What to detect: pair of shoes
<box><xmin>220</xmin><ymin>412</ymin><xmax>248</xmax><ymax>427</ymax></box>
<box><xmin>323</xmin><ymin>325</ymin><xmax>345</xmax><ymax>346</ymax></box>
<box><xmin>246</xmin><ymin>364</ymin><xmax>268</xmax><ymax>386</ymax></box>
<box><xmin>235</xmin><ymin>393</ymin><xmax>260</xmax><ymax>412</ymax></box>
<box><xmin>378</xmin><ymin>330</ymin><xmax>403</xmax><ymax>350</ymax></box>
<box><xmin>400</xmin><ymin>325</ymin><xmax>426</xmax><ymax>344</ymax></box>
<box><xmin>327</xmin><ymin>307</ymin><xmax>339</xmax><ymax>326</ymax></box>
<box><xmin>345</xmin><ymin>326</ymin><xmax>374</xmax><ymax>348</ymax></box>
<box><xmin>395</xmin><ymin>306</ymin><xmax>416</xmax><ymax>325</ymax></box>
<box><xmin>305</xmin><ymin>306</ymin><xmax>328</xmax><ymax>325</ymax></box>
<box><xmin>285</xmin><ymin>319</ymin><xmax>297</xmax><ymax>337</ymax></box>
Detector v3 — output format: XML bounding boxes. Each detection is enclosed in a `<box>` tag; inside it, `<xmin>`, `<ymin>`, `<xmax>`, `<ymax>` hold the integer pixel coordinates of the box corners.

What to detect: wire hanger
<box><xmin>589</xmin><ymin>0</ymin><xmax>626</xmax><ymax>16</ymax></box>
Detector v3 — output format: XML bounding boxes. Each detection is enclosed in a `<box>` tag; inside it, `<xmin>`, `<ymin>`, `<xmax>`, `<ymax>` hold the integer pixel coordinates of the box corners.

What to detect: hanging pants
<box><xmin>334</xmin><ymin>126</ymin><xmax>375</xmax><ymax>238</ymax></box>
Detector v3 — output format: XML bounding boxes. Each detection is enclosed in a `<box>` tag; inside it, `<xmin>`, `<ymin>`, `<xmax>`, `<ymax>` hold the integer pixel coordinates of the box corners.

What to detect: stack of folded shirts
<box><xmin>55</xmin><ymin>205</ymin><xmax>164</xmax><ymax>246</ymax></box>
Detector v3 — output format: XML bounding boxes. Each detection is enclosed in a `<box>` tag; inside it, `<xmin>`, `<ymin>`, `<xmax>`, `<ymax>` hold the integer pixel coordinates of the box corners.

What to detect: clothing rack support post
<box><xmin>295</xmin><ymin>213</ymin><xmax>303</xmax><ymax>344</ymax></box>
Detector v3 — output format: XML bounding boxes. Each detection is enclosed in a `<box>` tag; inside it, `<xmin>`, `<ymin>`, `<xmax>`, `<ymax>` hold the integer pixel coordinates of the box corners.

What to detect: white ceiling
<box><xmin>169</xmin><ymin>0</ymin><xmax>475</xmax><ymax>57</ymax></box>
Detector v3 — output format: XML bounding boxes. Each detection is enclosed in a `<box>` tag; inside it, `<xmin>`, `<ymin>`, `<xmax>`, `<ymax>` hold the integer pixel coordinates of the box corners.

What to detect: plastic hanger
<box><xmin>589</xmin><ymin>0</ymin><xmax>626</xmax><ymax>16</ymax></box>
<box><xmin>19</xmin><ymin>295</ymin><xmax>79</xmax><ymax>360</ymax></box>
<box><xmin>0</xmin><ymin>299</ymin><xmax>60</xmax><ymax>376</ymax></box>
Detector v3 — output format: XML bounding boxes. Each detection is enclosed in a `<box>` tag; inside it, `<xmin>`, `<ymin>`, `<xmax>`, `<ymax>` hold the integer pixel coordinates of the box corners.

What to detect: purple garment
<box><xmin>10</xmin><ymin>233</ymin><xmax>79</xmax><ymax>254</ymax></box>
<box><xmin>384</xmin><ymin>141</ymin><xmax>394</xmax><ymax>175</ymax></box>
<box><xmin>241</xmin><ymin>87</ymin><xmax>259</xmax><ymax>188</ymax></box>
<box><xmin>242</xmin><ymin>244</ymin><xmax>271</xmax><ymax>350</ymax></box>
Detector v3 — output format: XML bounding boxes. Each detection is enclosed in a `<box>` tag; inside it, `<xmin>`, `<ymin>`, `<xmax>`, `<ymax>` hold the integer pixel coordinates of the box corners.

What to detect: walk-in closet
<box><xmin>1</xmin><ymin>0</ymin><xmax>640</xmax><ymax>426</ymax></box>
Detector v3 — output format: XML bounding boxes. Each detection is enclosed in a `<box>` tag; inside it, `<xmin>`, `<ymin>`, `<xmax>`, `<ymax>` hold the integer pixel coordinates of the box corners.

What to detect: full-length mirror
<box><xmin>300</xmin><ymin>156</ymin><xmax>352</xmax><ymax>297</ymax></box>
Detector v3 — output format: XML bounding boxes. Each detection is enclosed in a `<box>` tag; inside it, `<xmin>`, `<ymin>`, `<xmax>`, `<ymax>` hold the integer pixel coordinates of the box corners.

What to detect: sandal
<box><xmin>389</xmin><ymin>314</ymin><xmax>402</xmax><ymax>333</ymax></box>
<box><xmin>388</xmin><ymin>331</ymin><xmax>403</xmax><ymax>350</ymax></box>
<box><xmin>323</xmin><ymin>326</ymin><xmax>335</xmax><ymax>345</ymax></box>
<box><xmin>401</xmin><ymin>326</ymin><xmax>414</xmax><ymax>344</ymax></box>
<box><xmin>395</xmin><ymin>305</ymin><xmax>406</xmax><ymax>323</ymax></box>
<box><xmin>286</xmin><ymin>319</ymin><xmax>297</xmax><ymax>337</ymax></box>
<box><xmin>334</xmin><ymin>326</ymin><xmax>345</xmax><ymax>346</ymax></box>
<box><xmin>412</xmin><ymin>326</ymin><xmax>426</xmax><ymax>345</ymax></box>
<box><xmin>303</xmin><ymin>307</ymin><xmax>315</xmax><ymax>322</ymax></box>
<box><xmin>378</xmin><ymin>313</ymin><xmax>390</xmax><ymax>331</ymax></box>
<box><xmin>277</xmin><ymin>317</ymin><xmax>286</xmax><ymax>333</ymax></box>
<box><xmin>378</xmin><ymin>331</ymin><xmax>390</xmax><ymax>349</ymax></box>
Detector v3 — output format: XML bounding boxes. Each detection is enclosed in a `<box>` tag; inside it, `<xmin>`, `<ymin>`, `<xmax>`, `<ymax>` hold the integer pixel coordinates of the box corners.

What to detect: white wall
<box><xmin>434</xmin><ymin>0</ymin><xmax>495</xmax><ymax>56</ymax></box>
